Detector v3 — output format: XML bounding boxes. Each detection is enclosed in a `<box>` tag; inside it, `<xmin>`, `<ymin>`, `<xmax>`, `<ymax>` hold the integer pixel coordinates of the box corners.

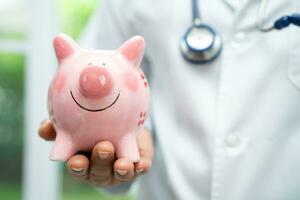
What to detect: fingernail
<box><xmin>136</xmin><ymin>168</ymin><xmax>143</xmax><ymax>174</ymax></box>
<box><xmin>116</xmin><ymin>170</ymin><xmax>128</xmax><ymax>176</ymax></box>
<box><xmin>71</xmin><ymin>167</ymin><xmax>84</xmax><ymax>173</ymax></box>
<box><xmin>97</xmin><ymin>151</ymin><xmax>109</xmax><ymax>160</ymax></box>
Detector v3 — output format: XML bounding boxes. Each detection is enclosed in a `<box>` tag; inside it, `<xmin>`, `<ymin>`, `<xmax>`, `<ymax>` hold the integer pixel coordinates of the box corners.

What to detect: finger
<box><xmin>134</xmin><ymin>128</ymin><xmax>153</xmax><ymax>175</ymax></box>
<box><xmin>38</xmin><ymin>119</ymin><xmax>56</xmax><ymax>141</ymax></box>
<box><xmin>113</xmin><ymin>158</ymin><xmax>134</xmax><ymax>183</ymax></box>
<box><xmin>134</xmin><ymin>157</ymin><xmax>152</xmax><ymax>175</ymax></box>
<box><xmin>67</xmin><ymin>154</ymin><xmax>89</xmax><ymax>180</ymax></box>
<box><xmin>89</xmin><ymin>141</ymin><xmax>115</xmax><ymax>186</ymax></box>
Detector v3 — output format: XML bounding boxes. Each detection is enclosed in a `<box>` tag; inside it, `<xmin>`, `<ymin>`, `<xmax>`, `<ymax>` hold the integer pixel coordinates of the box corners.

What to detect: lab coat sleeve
<box><xmin>79</xmin><ymin>0</ymin><xmax>134</xmax><ymax>195</ymax></box>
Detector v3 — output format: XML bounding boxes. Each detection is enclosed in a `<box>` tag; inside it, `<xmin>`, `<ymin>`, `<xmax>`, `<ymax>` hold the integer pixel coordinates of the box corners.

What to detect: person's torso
<box><xmin>123</xmin><ymin>0</ymin><xmax>300</xmax><ymax>199</ymax></box>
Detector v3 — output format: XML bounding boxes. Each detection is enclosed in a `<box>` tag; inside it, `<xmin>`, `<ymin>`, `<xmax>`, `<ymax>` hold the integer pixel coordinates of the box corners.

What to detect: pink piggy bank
<box><xmin>48</xmin><ymin>33</ymin><xmax>150</xmax><ymax>162</ymax></box>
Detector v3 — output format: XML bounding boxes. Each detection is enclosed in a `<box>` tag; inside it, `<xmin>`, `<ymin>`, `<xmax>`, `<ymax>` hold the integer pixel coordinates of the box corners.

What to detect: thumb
<box><xmin>38</xmin><ymin>119</ymin><xmax>56</xmax><ymax>141</ymax></box>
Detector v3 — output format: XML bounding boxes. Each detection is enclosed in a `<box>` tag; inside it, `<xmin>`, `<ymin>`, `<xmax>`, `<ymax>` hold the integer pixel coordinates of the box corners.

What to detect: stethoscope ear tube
<box><xmin>274</xmin><ymin>14</ymin><xmax>300</xmax><ymax>30</ymax></box>
<box><xmin>258</xmin><ymin>0</ymin><xmax>300</xmax><ymax>32</ymax></box>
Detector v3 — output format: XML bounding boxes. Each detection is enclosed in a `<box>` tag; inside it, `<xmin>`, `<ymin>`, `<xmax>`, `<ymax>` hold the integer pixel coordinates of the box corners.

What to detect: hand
<box><xmin>39</xmin><ymin>119</ymin><xmax>154</xmax><ymax>187</ymax></box>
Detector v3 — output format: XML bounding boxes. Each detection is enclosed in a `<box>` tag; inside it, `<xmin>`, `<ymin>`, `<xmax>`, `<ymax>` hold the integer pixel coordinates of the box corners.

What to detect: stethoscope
<box><xmin>180</xmin><ymin>0</ymin><xmax>300</xmax><ymax>63</ymax></box>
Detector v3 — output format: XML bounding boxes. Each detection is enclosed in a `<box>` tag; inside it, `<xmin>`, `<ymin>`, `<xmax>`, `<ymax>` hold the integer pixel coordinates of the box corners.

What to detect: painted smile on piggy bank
<box><xmin>70</xmin><ymin>90</ymin><xmax>120</xmax><ymax>112</ymax></box>
<box><xmin>70</xmin><ymin>63</ymin><xmax>121</xmax><ymax>112</ymax></box>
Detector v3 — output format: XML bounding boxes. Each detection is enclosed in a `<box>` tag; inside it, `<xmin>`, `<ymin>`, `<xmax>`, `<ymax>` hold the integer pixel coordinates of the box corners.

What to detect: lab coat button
<box><xmin>224</xmin><ymin>134</ymin><xmax>240</xmax><ymax>147</ymax></box>
<box><xmin>234</xmin><ymin>32</ymin><xmax>247</xmax><ymax>42</ymax></box>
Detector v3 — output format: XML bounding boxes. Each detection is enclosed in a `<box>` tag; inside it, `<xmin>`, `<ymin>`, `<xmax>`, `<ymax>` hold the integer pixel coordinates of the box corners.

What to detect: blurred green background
<box><xmin>0</xmin><ymin>0</ymin><xmax>133</xmax><ymax>199</ymax></box>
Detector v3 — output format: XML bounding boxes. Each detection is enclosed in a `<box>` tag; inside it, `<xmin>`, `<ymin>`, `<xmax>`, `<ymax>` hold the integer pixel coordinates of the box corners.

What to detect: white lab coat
<box><xmin>80</xmin><ymin>0</ymin><xmax>300</xmax><ymax>199</ymax></box>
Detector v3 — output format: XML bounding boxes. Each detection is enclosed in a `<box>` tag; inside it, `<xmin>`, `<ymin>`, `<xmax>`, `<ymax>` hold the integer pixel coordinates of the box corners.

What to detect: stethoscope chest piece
<box><xmin>181</xmin><ymin>0</ymin><xmax>300</xmax><ymax>64</ymax></box>
<box><xmin>180</xmin><ymin>24</ymin><xmax>222</xmax><ymax>63</ymax></box>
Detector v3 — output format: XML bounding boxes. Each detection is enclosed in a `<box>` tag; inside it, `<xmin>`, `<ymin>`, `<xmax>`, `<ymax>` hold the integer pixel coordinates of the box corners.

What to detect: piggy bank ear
<box><xmin>117</xmin><ymin>36</ymin><xmax>145</xmax><ymax>68</ymax></box>
<box><xmin>53</xmin><ymin>33</ymin><xmax>79</xmax><ymax>63</ymax></box>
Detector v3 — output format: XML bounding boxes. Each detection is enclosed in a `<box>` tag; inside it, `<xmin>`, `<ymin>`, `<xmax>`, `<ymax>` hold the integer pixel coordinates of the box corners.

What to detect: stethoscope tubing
<box><xmin>180</xmin><ymin>0</ymin><xmax>222</xmax><ymax>63</ymax></box>
<box><xmin>181</xmin><ymin>0</ymin><xmax>300</xmax><ymax>64</ymax></box>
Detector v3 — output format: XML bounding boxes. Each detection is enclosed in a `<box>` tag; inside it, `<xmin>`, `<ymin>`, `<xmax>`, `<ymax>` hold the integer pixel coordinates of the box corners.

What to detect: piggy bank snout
<box><xmin>79</xmin><ymin>66</ymin><xmax>113</xmax><ymax>98</ymax></box>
